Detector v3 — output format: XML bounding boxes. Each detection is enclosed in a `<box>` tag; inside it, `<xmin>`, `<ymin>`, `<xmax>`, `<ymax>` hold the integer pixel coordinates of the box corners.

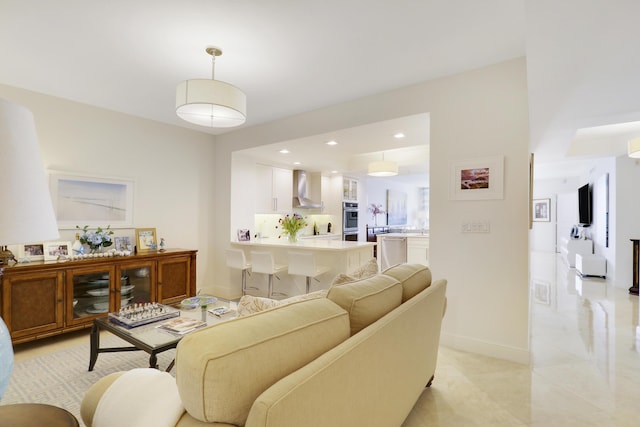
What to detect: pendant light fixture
<box><xmin>176</xmin><ymin>46</ymin><xmax>246</xmax><ymax>128</ymax></box>
<box><xmin>368</xmin><ymin>152</ymin><xmax>399</xmax><ymax>177</ymax></box>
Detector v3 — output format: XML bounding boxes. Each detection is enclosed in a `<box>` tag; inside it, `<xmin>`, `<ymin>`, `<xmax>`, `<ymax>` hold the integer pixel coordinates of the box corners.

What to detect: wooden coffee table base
<box><xmin>0</xmin><ymin>403</ymin><xmax>79</xmax><ymax>427</ymax></box>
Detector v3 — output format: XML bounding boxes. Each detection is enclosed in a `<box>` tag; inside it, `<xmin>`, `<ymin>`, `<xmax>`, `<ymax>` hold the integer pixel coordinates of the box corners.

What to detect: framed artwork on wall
<box><xmin>49</xmin><ymin>171</ymin><xmax>134</xmax><ymax>229</ymax></box>
<box><xmin>449</xmin><ymin>155</ymin><xmax>504</xmax><ymax>200</ymax></box>
<box><xmin>532</xmin><ymin>198</ymin><xmax>551</xmax><ymax>222</ymax></box>
<box><xmin>135</xmin><ymin>228</ymin><xmax>157</xmax><ymax>251</ymax></box>
<box><xmin>387</xmin><ymin>190</ymin><xmax>407</xmax><ymax>225</ymax></box>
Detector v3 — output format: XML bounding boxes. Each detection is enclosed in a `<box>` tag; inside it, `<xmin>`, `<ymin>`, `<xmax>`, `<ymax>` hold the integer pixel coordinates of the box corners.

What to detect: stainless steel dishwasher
<box><xmin>379</xmin><ymin>235</ymin><xmax>407</xmax><ymax>270</ymax></box>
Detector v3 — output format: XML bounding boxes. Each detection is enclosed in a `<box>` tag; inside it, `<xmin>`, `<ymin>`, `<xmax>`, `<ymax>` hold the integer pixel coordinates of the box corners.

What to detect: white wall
<box><xmin>215</xmin><ymin>58</ymin><xmax>530</xmax><ymax>363</ymax></box>
<box><xmin>0</xmin><ymin>84</ymin><xmax>216</xmax><ymax>289</ymax></box>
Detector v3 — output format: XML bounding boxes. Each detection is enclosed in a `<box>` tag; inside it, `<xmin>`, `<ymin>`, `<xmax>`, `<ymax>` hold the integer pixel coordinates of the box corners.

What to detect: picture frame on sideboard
<box><xmin>135</xmin><ymin>228</ymin><xmax>157</xmax><ymax>252</ymax></box>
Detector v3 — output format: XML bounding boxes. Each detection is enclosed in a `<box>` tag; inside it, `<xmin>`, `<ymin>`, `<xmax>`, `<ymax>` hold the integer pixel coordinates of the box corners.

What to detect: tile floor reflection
<box><xmin>403</xmin><ymin>251</ymin><xmax>640</xmax><ymax>427</ymax></box>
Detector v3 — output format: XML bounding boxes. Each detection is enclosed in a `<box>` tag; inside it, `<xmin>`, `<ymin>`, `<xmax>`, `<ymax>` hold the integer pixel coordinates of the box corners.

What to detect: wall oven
<box><xmin>343</xmin><ymin>202</ymin><xmax>359</xmax><ymax>241</ymax></box>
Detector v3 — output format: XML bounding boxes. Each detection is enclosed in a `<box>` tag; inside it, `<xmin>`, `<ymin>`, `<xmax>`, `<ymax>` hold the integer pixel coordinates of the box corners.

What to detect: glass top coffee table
<box><xmin>89</xmin><ymin>299</ymin><xmax>235</xmax><ymax>372</ymax></box>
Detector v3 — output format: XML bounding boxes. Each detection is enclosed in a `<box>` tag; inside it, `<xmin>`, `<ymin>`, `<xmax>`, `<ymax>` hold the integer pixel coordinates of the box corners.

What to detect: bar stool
<box><xmin>226</xmin><ymin>249</ymin><xmax>256</xmax><ymax>296</ymax></box>
<box><xmin>250</xmin><ymin>251</ymin><xmax>288</xmax><ymax>298</ymax></box>
<box><xmin>288</xmin><ymin>251</ymin><xmax>330</xmax><ymax>294</ymax></box>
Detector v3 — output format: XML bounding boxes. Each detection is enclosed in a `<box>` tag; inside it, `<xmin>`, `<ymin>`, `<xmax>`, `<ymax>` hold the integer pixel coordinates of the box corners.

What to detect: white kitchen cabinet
<box><xmin>255</xmin><ymin>164</ymin><xmax>292</xmax><ymax>213</ymax></box>
<box><xmin>322</xmin><ymin>174</ymin><xmax>343</xmax><ymax>215</ymax></box>
<box><xmin>406</xmin><ymin>236</ymin><xmax>429</xmax><ymax>266</ymax></box>
<box><xmin>343</xmin><ymin>177</ymin><xmax>358</xmax><ymax>202</ymax></box>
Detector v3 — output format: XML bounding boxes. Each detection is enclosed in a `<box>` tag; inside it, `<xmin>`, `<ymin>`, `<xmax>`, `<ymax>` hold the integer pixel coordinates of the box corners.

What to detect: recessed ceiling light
<box><xmin>331</xmin><ymin>170</ymin><xmax>338</xmax><ymax>174</ymax></box>
<box><xmin>279</xmin><ymin>149</ymin><xmax>290</xmax><ymax>154</ymax></box>
<box><xmin>394</xmin><ymin>133</ymin><xmax>405</xmax><ymax>139</ymax></box>
<box><xmin>293</xmin><ymin>161</ymin><xmax>301</xmax><ymax>165</ymax></box>
<box><xmin>326</xmin><ymin>140</ymin><xmax>338</xmax><ymax>146</ymax></box>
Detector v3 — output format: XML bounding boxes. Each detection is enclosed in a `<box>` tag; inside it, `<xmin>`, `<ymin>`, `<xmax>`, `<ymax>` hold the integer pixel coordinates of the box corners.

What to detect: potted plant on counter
<box><xmin>276</xmin><ymin>213</ymin><xmax>307</xmax><ymax>243</ymax></box>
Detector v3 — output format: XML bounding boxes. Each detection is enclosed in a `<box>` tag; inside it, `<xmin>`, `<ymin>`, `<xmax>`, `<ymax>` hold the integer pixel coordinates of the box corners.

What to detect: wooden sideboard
<box><xmin>0</xmin><ymin>249</ymin><xmax>196</xmax><ymax>344</ymax></box>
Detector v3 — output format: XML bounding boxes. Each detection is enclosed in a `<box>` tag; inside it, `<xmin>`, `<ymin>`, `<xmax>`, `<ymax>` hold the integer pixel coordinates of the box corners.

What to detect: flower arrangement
<box><xmin>276</xmin><ymin>213</ymin><xmax>307</xmax><ymax>242</ymax></box>
<box><xmin>76</xmin><ymin>225</ymin><xmax>114</xmax><ymax>253</ymax></box>
<box><xmin>368</xmin><ymin>204</ymin><xmax>386</xmax><ymax>225</ymax></box>
<box><xmin>368</xmin><ymin>203</ymin><xmax>386</xmax><ymax>217</ymax></box>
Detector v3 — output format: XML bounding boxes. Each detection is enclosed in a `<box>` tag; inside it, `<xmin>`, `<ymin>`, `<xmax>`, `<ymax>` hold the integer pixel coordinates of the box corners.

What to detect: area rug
<box><xmin>0</xmin><ymin>335</ymin><xmax>176</xmax><ymax>426</ymax></box>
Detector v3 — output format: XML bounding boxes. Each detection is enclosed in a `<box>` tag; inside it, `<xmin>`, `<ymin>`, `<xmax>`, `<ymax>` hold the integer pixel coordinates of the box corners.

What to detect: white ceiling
<box><xmin>0</xmin><ymin>0</ymin><xmax>525</xmax><ymax>176</ymax></box>
<box><xmin>2</xmin><ymin>1</ymin><xmax>639</xmax><ymax>179</ymax></box>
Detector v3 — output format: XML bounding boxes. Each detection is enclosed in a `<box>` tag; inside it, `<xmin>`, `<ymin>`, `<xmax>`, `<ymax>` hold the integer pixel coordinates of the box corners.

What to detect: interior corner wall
<box><xmin>215</xmin><ymin>58</ymin><xmax>530</xmax><ymax>363</ymax></box>
<box><xmin>0</xmin><ymin>84</ymin><xmax>217</xmax><ymax>290</ymax></box>
<box><xmin>614</xmin><ymin>156</ymin><xmax>640</xmax><ymax>288</ymax></box>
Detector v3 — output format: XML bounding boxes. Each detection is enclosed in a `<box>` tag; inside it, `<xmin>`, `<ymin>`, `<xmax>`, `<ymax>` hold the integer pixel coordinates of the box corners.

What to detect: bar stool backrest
<box><xmin>250</xmin><ymin>251</ymin><xmax>277</xmax><ymax>274</ymax></box>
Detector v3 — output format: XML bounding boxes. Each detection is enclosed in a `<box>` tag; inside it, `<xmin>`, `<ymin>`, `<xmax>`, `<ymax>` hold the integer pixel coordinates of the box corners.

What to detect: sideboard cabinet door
<box><xmin>2</xmin><ymin>269</ymin><xmax>64</xmax><ymax>341</ymax></box>
<box><xmin>157</xmin><ymin>253</ymin><xmax>196</xmax><ymax>304</ymax></box>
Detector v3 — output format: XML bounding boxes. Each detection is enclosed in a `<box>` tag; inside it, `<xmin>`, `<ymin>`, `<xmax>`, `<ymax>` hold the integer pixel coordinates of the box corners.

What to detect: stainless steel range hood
<box><xmin>292</xmin><ymin>170</ymin><xmax>322</xmax><ymax>209</ymax></box>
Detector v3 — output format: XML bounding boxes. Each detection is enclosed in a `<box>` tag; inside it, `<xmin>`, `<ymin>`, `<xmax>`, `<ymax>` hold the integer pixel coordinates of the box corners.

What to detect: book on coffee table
<box><xmin>158</xmin><ymin>317</ymin><xmax>206</xmax><ymax>334</ymax></box>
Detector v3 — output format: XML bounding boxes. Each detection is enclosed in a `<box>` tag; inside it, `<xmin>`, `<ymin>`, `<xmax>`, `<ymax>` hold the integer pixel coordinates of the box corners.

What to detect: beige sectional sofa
<box><xmin>81</xmin><ymin>263</ymin><xmax>447</xmax><ymax>427</ymax></box>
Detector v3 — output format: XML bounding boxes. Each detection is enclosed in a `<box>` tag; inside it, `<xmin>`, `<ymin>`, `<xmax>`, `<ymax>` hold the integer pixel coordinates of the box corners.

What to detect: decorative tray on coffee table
<box><xmin>108</xmin><ymin>302</ymin><xmax>180</xmax><ymax>328</ymax></box>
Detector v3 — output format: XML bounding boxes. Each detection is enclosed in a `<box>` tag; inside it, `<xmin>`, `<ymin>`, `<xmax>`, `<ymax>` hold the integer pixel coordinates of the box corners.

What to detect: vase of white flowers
<box><xmin>76</xmin><ymin>225</ymin><xmax>114</xmax><ymax>253</ymax></box>
<box><xmin>277</xmin><ymin>213</ymin><xmax>307</xmax><ymax>243</ymax></box>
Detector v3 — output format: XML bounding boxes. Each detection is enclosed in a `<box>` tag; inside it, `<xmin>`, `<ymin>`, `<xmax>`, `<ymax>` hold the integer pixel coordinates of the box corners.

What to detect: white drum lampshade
<box><xmin>175</xmin><ymin>46</ymin><xmax>246</xmax><ymax>128</ymax></box>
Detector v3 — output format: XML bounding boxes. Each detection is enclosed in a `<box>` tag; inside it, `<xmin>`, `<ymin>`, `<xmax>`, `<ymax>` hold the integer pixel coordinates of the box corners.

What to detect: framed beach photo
<box><xmin>532</xmin><ymin>198</ymin><xmax>551</xmax><ymax>222</ymax></box>
<box><xmin>18</xmin><ymin>243</ymin><xmax>45</xmax><ymax>262</ymax></box>
<box><xmin>135</xmin><ymin>228</ymin><xmax>157</xmax><ymax>251</ymax></box>
<box><xmin>44</xmin><ymin>241</ymin><xmax>71</xmax><ymax>261</ymax></box>
<box><xmin>449</xmin><ymin>155</ymin><xmax>504</xmax><ymax>200</ymax></box>
<box><xmin>49</xmin><ymin>171</ymin><xmax>135</xmax><ymax>229</ymax></box>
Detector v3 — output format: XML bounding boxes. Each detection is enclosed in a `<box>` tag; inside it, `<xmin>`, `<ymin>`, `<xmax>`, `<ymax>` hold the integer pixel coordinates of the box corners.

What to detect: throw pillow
<box><xmin>236</xmin><ymin>295</ymin><xmax>281</xmax><ymax>317</ymax></box>
<box><xmin>329</xmin><ymin>258</ymin><xmax>380</xmax><ymax>287</ymax></box>
<box><xmin>236</xmin><ymin>291</ymin><xmax>328</xmax><ymax>317</ymax></box>
<box><xmin>350</xmin><ymin>258</ymin><xmax>379</xmax><ymax>278</ymax></box>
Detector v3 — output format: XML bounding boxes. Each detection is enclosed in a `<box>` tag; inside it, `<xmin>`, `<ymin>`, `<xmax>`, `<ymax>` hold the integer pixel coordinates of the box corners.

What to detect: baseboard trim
<box><xmin>440</xmin><ymin>332</ymin><xmax>530</xmax><ymax>365</ymax></box>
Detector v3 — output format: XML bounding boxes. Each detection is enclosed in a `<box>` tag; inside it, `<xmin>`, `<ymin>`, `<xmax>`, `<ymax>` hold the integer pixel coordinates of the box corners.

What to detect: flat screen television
<box><xmin>578</xmin><ymin>183</ymin><xmax>592</xmax><ymax>226</ymax></box>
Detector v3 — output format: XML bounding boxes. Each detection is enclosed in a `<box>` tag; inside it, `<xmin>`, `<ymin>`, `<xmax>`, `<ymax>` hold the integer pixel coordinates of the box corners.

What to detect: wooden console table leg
<box><xmin>630</xmin><ymin>239</ymin><xmax>639</xmax><ymax>296</ymax></box>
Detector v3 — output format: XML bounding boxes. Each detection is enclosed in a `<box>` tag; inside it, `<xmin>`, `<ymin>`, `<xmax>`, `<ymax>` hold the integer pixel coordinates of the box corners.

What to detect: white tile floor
<box><xmin>403</xmin><ymin>251</ymin><xmax>640</xmax><ymax>426</ymax></box>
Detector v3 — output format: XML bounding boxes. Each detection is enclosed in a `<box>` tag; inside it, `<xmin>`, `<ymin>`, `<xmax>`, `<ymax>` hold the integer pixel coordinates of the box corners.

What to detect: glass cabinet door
<box><xmin>69</xmin><ymin>266</ymin><xmax>115</xmax><ymax>323</ymax></box>
<box><xmin>118</xmin><ymin>261</ymin><xmax>155</xmax><ymax>306</ymax></box>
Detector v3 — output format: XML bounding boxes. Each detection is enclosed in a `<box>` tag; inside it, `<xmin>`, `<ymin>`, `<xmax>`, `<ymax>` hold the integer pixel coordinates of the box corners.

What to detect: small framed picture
<box><xmin>135</xmin><ymin>228</ymin><xmax>157</xmax><ymax>251</ymax></box>
<box><xmin>533</xmin><ymin>198</ymin><xmax>551</xmax><ymax>222</ymax></box>
<box><xmin>114</xmin><ymin>236</ymin><xmax>132</xmax><ymax>251</ymax></box>
<box><xmin>18</xmin><ymin>243</ymin><xmax>45</xmax><ymax>262</ymax></box>
<box><xmin>237</xmin><ymin>229</ymin><xmax>251</xmax><ymax>241</ymax></box>
<box><xmin>44</xmin><ymin>241</ymin><xmax>71</xmax><ymax>261</ymax></box>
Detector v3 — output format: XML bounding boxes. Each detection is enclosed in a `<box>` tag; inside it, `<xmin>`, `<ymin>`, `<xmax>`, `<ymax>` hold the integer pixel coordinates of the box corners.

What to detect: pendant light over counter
<box><xmin>368</xmin><ymin>152</ymin><xmax>398</xmax><ymax>177</ymax></box>
<box><xmin>176</xmin><ymin>46</ymin><xmax>246</xmax><ymax>128</ymax></box>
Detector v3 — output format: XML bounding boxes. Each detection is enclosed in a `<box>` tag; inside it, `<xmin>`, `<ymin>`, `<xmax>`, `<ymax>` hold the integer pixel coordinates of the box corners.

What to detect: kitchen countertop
<box><xmin>377</xmin><ymin>233</ymin><xmax>429</xmax><ymax>238</ymax></box>
<box><xmin>231</xmin><ymin>238</ymin><xmax>375</xmax><ymax>251</ymax></box>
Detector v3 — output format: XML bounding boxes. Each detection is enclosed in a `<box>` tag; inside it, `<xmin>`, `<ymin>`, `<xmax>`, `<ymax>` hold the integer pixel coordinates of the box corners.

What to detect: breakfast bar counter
<box><xmin>230</xmin><ymin>239</ymin><xmax>375</xmax><ymax>295</ymax></box>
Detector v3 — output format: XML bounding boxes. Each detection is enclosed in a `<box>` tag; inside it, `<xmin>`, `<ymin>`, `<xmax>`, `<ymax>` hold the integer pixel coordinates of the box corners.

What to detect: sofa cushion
<box><xmin>382</xmin><ymin>263</ymin><xmax>432</xmax><ymax>302</ymax></box>
<box><xmin>326</xmin><ymin>274</ymin><xmax>402</xmax><ymax>335</ymax></box>
<box><xmin>174</xmin><ymin>297</ymin><xmax>349</xmax><ymax>426</ymax></box>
